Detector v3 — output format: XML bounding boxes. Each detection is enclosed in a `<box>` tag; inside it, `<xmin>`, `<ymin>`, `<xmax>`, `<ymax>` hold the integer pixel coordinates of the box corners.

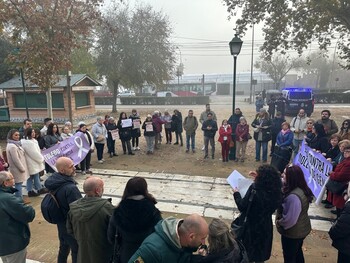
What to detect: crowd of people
<box><xmin>1</xmin><ymin>102</ymin><xmax>350</xmax><ymax>262</ymax></box>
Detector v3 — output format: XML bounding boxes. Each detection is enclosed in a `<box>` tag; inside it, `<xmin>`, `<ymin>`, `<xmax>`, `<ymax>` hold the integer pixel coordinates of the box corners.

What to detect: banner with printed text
<box><xmin>293</xmin><ymin>141</ymin><xmax>333</xmax><ymax>204</ymax></box>
<box><xmin>42</xmin><ymin>132</ymin><xmax>90</xmax><ymax>171</ymax></box>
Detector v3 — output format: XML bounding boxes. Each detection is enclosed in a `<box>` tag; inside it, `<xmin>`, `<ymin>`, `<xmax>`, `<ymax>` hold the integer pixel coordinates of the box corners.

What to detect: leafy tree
<box><xmin>95</xmin><ymin>3</ymin><xmax>175</xmax><ymax>112</ymax></box>
<box><xmin>223</xmin><ymin>0</ymin><xmax>350</xmax><ymax>68</ymax></box>
<box><xmin>71</xmin><ymin>47</ymin><xmax>99</xmax><ymax>79</ymax></box>
<box><xmin>1</xmin><ymin>0</ymin><xmax>103</xmax><ymax>117</ymax></box>
<box><xmin>255</xmin><ymin>55</ymin><xmax>300</xmax><ymax>89</ymax></box>
<box><xmin>0</xmin><ymin>35</ymin><xmax>15</xmax><ymax>83</ymax></box>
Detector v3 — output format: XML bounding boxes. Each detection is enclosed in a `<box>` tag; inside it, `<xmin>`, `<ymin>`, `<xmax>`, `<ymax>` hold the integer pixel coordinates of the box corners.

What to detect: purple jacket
<box><xmin>152</xmin><ymin>116</ymin><xmax>165</xmax><ymax>133</ymax></box>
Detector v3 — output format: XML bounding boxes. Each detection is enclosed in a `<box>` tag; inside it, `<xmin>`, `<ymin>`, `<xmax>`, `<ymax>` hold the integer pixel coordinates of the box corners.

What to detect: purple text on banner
<box><xmin>42</xmin><ymin>132</ymin><xmax>90</xmax><ymax>171</ymax></box>
<box><xmin>293</xmin><ymin>141</ymin><xmax>333</xmax><ymax>200</ymax></box>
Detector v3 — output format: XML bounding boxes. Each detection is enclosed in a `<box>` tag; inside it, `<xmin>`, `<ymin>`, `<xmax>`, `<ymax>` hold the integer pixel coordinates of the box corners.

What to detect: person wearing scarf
<box><xmin>5</xmin><ymin>129</ymin><xmax>29</xmax><ymax>198</ymax></box>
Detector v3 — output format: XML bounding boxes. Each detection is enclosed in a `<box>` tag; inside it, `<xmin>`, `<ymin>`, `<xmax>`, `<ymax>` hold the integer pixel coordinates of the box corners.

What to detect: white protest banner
<box><xmin>110</xmin><ymin>129</ymin><xmax>119</xmax><ymax>140</ymax></box>
<box><xmin>293</xmin><ymin>141</ymin><xmax>333</xmax><ymax>205</ymax></box>
<box><xmin>121</xmin><ymin>118</ymin><xmax>132</xmax><ymax>128</ymax></box>
<box><xmin>42</xmin><ymin>132</ymin><xmax>90</xmax><ymax>171</ymax></box>
<box><xmin>227</xmin><ymin>170</ymin><xmax>253</xmax><ymax>197</ymax></box>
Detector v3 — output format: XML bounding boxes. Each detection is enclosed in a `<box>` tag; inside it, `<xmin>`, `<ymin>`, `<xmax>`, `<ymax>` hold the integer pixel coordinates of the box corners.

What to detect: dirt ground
<box><xmin>9</xmin><ymin>97</ymin><xmax>348</xmax><ymax>262</ymax></box>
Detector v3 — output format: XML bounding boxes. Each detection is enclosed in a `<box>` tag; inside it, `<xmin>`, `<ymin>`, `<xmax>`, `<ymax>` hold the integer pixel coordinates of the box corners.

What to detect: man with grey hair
<box><xmin>129</xmin><ymin>214</ymin><xmax>208</xmax><ymax>263</ymax></box>
<box><xmin>0</xmin><ymin>171</ymin><xmax>35</xmax><ymax>263</ymax></box>
<box><xmin>67</xmin><ymin>177</ymin><xmax>114</xmax><ymax>263</ymax></box>
<box><xmin>91</xmin><ymin>116</ymin><xmax>107</xmax><ymax>163</ymax></box>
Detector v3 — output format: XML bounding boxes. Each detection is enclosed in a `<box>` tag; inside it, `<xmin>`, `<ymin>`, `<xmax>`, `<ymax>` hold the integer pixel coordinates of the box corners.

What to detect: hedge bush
<box><xmin>0</xmin><ymin>123</ymin><xmax>42</xmax><ymax>140</ymax></box>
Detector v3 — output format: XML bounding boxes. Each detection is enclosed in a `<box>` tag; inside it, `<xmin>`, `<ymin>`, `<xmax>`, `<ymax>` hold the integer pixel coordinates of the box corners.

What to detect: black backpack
<box><xmin>41</xmin><ymin>183</ymin><xmax>68</xmax><ymax>224</ymax></box>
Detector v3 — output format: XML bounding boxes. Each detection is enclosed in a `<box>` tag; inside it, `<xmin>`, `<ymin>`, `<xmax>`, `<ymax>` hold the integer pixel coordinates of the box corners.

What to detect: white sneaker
<box><xmin>132</xmin><ymin>147</ymin><xmax>136</xmax><ymax>151</ymax></box>
<box><xmin>98</xmin><ymin>160</ymin><xmax>103</xmax><ymax>164</ymax></box>
<box><xmin>136</xmin><ymin>146</ymin><xmax>141</xmax><ymax>150</ymax></box>
<box><xmin>101</xmin><ymin>159</ymin><xmax>105</xmax><ymax>162</ymax></box>
<box><xmin>201</xmin><ymin>146</ymin><xmax>205</xmax><ymax>151</ymax></box>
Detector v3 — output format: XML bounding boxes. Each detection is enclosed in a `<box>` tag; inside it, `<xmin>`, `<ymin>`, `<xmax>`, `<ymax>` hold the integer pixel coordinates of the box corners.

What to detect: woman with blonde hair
<box><xmin>199</xmin><ymin>218</ymin><xmax>245</xmax><ymax>262</ymax></box>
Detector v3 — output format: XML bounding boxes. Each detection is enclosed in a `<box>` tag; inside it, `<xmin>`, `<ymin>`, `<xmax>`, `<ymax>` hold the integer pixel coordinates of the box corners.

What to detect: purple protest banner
<box><xmin>42</xmin><ymin>132</ymin><xmax>90</xmax><ymax>171</ymax></box>
<box><xmin>293</xmin><ymin>141</ymin><xmax>333</xmax><ymax>205</ymax></box>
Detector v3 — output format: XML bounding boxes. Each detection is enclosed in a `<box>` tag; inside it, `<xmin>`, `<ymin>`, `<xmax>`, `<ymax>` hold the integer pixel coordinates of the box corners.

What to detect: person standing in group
<box><xmin>198</xmin><ymin>218</ymin><xmax>245</xmax><ymax>262</ymax></box>
<box><xmin>92</xmin><ymin>116</ymin><xmax>107</xmax><ymax>163</ymax></box>
<box><xmin>117</xmin><ymin>112</ymin><xmax>134</xmax><ymax>155</ymax></box>
<box><xmin>267</xmin><ymin>95</ymin><xmax>276</xmax><ymax>119</ymax></box>
<box><xmin>172</xmin><ymin>109</ymin><xmax>183</xmax><ymax>146</ymax></box>
<box><xmin>276</xmin><ymin>165</ymin><xmax>313</xmax><ymax>263</ymax></box>
<box><xmin>290</xmin><ymin>109</ymin><xmax>309</xmax><ymax>156</ymax></box>
<box><xmin>142</xmin><ymin>114</ymin><xmax>157</xmax><ymax>154</ymax></box>
<box><xmin>233</xmin><ymin>165</ymin><xmax>283</xmax><ymax>263</ymax></box>
<box><xmin>76</xmin><ymin>123</ymin><xmax>94</xmax><ymax>175</ymax></box>
<box><xmin>21</xmin><ymin>128</ymin><xmax>48</xmax><ymax>197</ymax></box>
<box><xmin>162</xmin><ymin>110</ymin><xmax>173</xmax><ymax>144</ymax></box>
<box><xmin>228</xmin><ymin>108</ymin><xmax>243</xmax><ymax>161</ymax></box>
<box><xmin>130</xmin><ymin>109</ymin><xmax>142</xmax><ymax>151</ymax></box>
<box><xmin>326</xmin><ymin>145</ymin><xmax>350</xmax><ymax>218</ymax></box>
<box><xmin>61</xmin><ymin>126</ymin><xmax>73</xmax><ymax>140</ymax></box>
<box><xmin>218</xmin><ymin>119</ymin><xmax>232</xmax><ymax>162</ymax></box>
<box><xmin>0</xmin><ymin>171</ymin><xmax>35</xmax><ymax>263</ymax></box>
<box><xmin>329</xmin><ymin>184</ymin><xmax>350</xmax><ymax>263</ymax></box>
<box><xmin>338</xmin><ymin>119</ymin><xmax>350</xmax><ymax>141</ymax></box>
<box><xmin>235</xmin><ymin>116</ymin><xmax>249</xmax><ymax>162</ymax></box>
<box><xmin>128</xmin><ymin>214</ymin><xmax>208</xmax><ymax>263</ymax></box>
<box><xmin>200</xmin><ymin>104</ymin><xmax>217</xmax><ymax>151</ymax></box>
<box><xmin>44</xmin><ymin>123</ymin><xmax>63</xmax><ymax>149</ymax></box>
<box><xmin>255</xmin><ymin>96</ymin><xmax>264</xmax><ymax>113</ymax></box>
<box><xmin>270</xmin><ymin>111</ymin><xmax>285</xmax><ymax>156</ymax></box>
<box><xmin>6</xmin><ymin>129</ymin><xmax>29</xmax><ymax>199</ymax></box>
<box><xmin>67</xmin><ymin>177</ymin><xmax>115</xmax><ymax>263</ymax></box>
<box><xmin>252</xmin><ymin>108</ymin><xmax>272</xmax><ymax>163</ymax></box>
<box><xmin>152</xmin><ymin>111</ymin><xmax>165</xmax><ymax>150</ymax></box>
<box><xmin>276</xmin><ymin>94</ymin><xmax>287</xmax><ymax>117</ymax></box>
<box><xmin>183</xmin><ymin>109</ymin><xmax>198</xmax><ymax>153</ymax></box>
<box><xmin>40</xmin><ymin>117</ymin><xmax>52</xmax><ymax>137</ymax></box>
<box><xmin>316</xmin><ymin>110</ymin><xmax>339</xmax><ymax>138</ymax></box>
<box><xmin>106</xmin><ymin>117</ymin><xmax>118</xmax><ymax>158</ymax></box>
<box><xmin>108</xmin><ymin>177</ymin><xmax>162</xmax><ymax>263</ymax></box>
<box><xmin>44</xmin><ymin>157</ymin><xmax>82</xmax><ymax>263</ymax></box>
<box><xmin>18</xmin><ymin>118</ymin><xmax>32</xmax><ymax>138</ymax></box>
<box><xmin>202</xmin><ymin>113</ymin><xmax>218</xmax><ymax>159</ymax></box>
<box><xmin>306</xmin><ymin>123</ymin><xmax>331</xmax><ymax>154</ymax></box>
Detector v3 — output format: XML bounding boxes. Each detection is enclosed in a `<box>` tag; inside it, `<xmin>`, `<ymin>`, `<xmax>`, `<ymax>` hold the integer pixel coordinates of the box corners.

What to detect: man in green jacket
<box><xmin>67</xmin><ymin>176</ymin><xmax>115</xmax><ymax>263</ymax></box>
<box><xmin>128</xmin><ymin>214</ymin><xmax>208</xmax><ymax>263</ymax></box>
<box><xmin>0</xmin><ymin>171</ymin><xmax>35</xmax><ymax>263</ymax></box>
<box><xmin>183</xmin><ymin>110</ymin><xmax>199</xmax><ymax>153</ymax></box>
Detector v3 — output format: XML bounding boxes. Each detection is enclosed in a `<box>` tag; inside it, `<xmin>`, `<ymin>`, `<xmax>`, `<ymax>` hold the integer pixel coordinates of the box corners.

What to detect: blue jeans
<box><xmin>255</xmin><ymin>141</ymin><xmax>268</xmax><ymax>161</ymax></box>
<box><xmin>293</xmin><ymin>139</ymin><xmax>303</xmax><ymax>157</ymax></box>
<box><xmin>26</xmin><ymin>173</ymin><xmax>43</xmax><ymax>192</ymax></box>
<box><xmin>14</xmin><ymin>182</ymin><xmax>23</xmax><ymax>198</ymax></box>
<box><xmin>186</xmin><ymin>134</ymin><xmax>195</xmax><ymax>150</ymax></box>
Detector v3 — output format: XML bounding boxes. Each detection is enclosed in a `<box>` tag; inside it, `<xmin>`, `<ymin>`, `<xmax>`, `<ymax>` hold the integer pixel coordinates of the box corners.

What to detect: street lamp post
<box><xmin>229</xmin><ymin>34</ymin><xmax>243</xmax><ymax>116</ymax></box>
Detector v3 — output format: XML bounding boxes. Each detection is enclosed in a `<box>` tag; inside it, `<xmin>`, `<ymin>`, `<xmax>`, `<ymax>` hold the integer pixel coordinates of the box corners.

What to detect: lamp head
<box><xmin>229</xmin><ymin>34</ymin><xmax>243</xmax><ymax>56</ymax></box>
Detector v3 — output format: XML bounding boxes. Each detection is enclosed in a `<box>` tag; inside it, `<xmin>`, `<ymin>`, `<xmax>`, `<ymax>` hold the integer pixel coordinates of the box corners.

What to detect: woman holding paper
<box><xmin>117</xmin><ymin>112</ymin><xmax>134</xmax><ymax>155</ymax></box>
<box><xmin>276</xmin><ymin>165</ymin><xmax>313</xmax><ymax>263</ymax></box>
<box><xmin>233</xmin><ymin>165</ymin><xmax>282</xmax><ymax>262</ymax></box>
<box><xmin>142</xmin><ymin>114</ymin><xmax>157</xmax><ymax>154</ymax></box>
<box><xmin>130</xmin><ymin>109</ymin><xmax>141</xmax><ymax>151</ymax></box>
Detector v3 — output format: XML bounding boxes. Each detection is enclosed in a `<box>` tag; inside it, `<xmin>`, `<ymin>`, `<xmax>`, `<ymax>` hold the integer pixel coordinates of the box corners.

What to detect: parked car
<box><xmin>118</xmin><ymin>90</ymin><xmax>136</xmax><ymax>97</ymax></box>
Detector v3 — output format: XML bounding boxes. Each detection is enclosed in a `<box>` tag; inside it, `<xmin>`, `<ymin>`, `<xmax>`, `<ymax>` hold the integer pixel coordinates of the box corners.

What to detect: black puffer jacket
<box><xmin>107</xmin><ymin>198</ymin><xmax>162</xmax><ymax>263</ymax></box>
<box><xmin>329</xmin><ymin>201</ymin><xmax>350</xmax><ymax>256</ymax></box>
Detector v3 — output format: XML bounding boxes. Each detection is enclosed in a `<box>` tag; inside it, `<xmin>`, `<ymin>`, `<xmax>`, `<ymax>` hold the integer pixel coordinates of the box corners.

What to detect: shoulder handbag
<box><xmin>231</xmin><ymin>189</ymin><xmax>256</xmax><ymax>240</ymax></box>
<box><xmin>326</xmin><ymin>179</ymin><xmax>347</xmax><ymax>195</ymax></box>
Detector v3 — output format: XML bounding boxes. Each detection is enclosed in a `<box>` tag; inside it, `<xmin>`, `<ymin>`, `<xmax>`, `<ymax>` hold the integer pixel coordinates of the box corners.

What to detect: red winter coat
<box><xmin>327</xmin><ymin>157</ymin><xmax>350</xmax><ymax>209</ymax></box>
<box><xmin>218</xmin><ymin>125</ymin><xmax>232</xmax><ymax>144</ymax></box>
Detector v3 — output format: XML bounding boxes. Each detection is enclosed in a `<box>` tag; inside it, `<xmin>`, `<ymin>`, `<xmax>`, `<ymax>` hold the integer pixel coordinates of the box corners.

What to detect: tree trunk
<box><xmin>112</xmin><ymin>80</ymin><xmax>119</xmax><ymax>113</ymax></box>
<box><xmin>46</xmin><ymin>86</ymin><xmax>53</xmax><ymax>118</ymax></box>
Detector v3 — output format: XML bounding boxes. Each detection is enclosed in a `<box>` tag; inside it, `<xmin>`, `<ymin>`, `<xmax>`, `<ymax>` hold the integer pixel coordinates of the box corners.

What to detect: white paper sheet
<box><xmin>227</xmin><ymin>170</ymin><xmax>253</xmax><ymax>198</ymax></box>
<box><xmin>121</xmin><ymin>118</ymin><xmax>132</xmax><ymax>128</ymax></box>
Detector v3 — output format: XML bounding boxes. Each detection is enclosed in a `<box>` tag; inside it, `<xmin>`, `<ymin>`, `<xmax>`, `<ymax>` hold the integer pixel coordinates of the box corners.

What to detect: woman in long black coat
<box><xmin>233</xmin><ymin>165</ymin><xmax>283</xmax><ymax>262</ymax></box>
<box><xmin>172</xmin><ymin>109</ymin><xmax>183</xmax><ymax>146</ymax></box>
<box><xmin>107</xmin><ymin>177</ymin><xmax>162</xmax><ymax>263</ymax></box>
